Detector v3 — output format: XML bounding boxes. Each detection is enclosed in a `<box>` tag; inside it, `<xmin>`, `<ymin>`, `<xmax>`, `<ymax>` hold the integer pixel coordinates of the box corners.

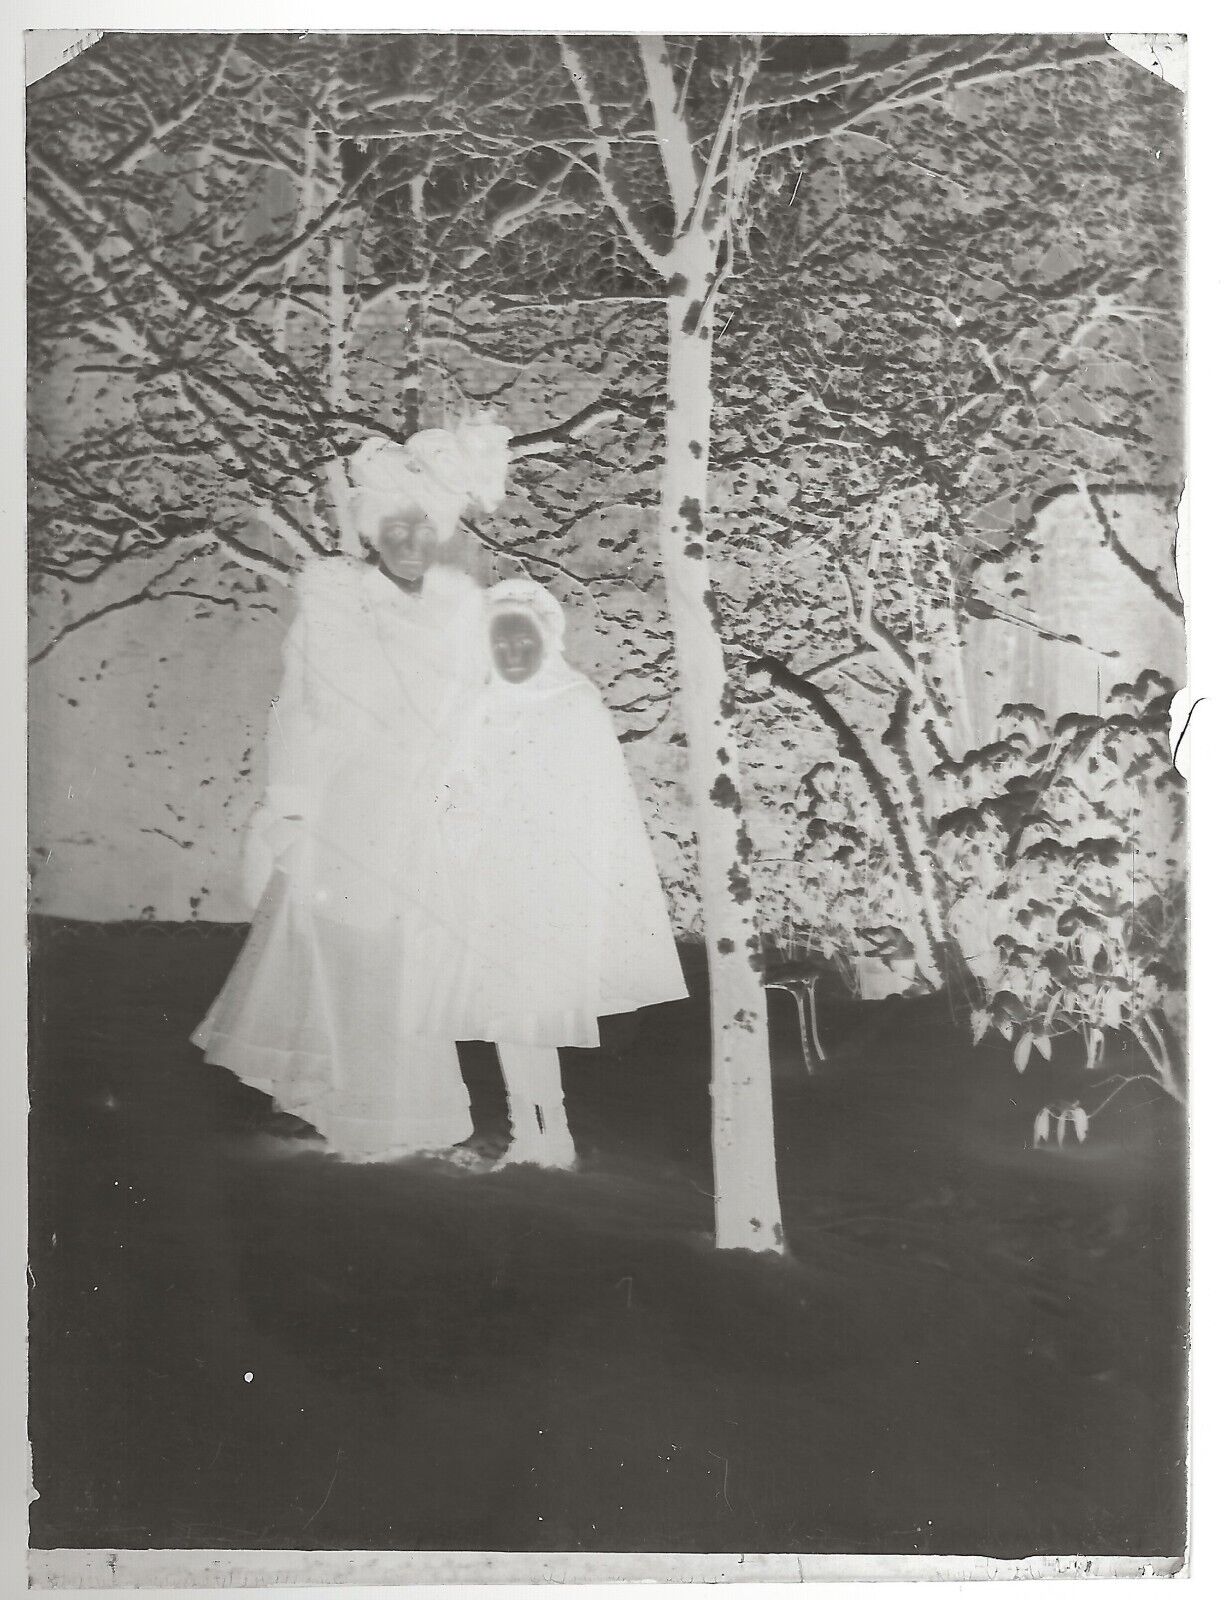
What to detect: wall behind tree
<box><xmin>961</xmin><ymin>492</ymin><xmax>1183</xmax><ymax>737</ymax></box>
<box><xmin>29</xmin><ymin>556</ymin><xmax>285</xmax><ymax>922</ymax></box>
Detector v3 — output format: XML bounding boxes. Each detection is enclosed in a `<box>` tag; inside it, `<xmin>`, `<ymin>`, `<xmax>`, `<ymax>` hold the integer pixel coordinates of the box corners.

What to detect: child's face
<box><xmin>490</xmin><ymin>612</ymin><xmax>544</xmax><ymax>684</ymax></box>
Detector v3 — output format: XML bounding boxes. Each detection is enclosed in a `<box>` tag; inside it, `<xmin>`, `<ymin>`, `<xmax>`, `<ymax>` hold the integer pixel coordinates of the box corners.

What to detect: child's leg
<box><xmin>495</xmin><ymin>1043</ymin><xmax>576</xmax><ymax>1168</ymax></box>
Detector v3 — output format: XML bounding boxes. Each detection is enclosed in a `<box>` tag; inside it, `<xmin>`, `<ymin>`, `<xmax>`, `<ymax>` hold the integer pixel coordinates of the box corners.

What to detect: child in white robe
<box><xmin>422</xmin><ymin>580</ymin><xmax>689</xmax><ymax>1167</ymax></box>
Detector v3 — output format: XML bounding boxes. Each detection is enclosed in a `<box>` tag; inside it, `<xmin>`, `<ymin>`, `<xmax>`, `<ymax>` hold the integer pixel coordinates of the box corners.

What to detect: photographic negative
<box><xmin>26</xmin><ymin>30</ymin><xmax>1187</xmax><ymax>1582</ymax></box>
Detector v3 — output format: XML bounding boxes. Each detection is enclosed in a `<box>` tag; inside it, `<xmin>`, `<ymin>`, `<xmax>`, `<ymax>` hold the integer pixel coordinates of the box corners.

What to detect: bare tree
<box><xmin>455</xmin><ymin>33</ymin><xmax>1127</xmax><ymax>1251</ymax></box>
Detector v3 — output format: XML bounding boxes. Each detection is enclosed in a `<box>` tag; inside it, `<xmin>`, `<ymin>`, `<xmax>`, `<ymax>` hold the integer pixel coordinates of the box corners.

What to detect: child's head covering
<box><xmin>487</xmin><ymin>579</ymin><xmax>565</xmax><ymax>648</ymax></box>
<box><xmin>483</xmin><ymin>579</ymin><xmax>580</xmax><ymax>698</ymax></box>
<box><xmin>349</xmin><ymin>414</ymin><xmax>513</xmax><ymax>547</ymax></box>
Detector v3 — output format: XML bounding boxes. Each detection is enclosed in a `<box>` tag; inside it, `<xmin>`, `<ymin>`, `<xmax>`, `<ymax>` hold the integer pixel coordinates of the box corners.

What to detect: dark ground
<box><xmin>27</xmin><ymin>920</ymin><xmax>1187</xmax><ymax>1557</ymax></box>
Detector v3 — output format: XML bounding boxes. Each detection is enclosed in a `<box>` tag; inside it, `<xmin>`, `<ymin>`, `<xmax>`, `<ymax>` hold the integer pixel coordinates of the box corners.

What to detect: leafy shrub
<box><xmin>941</xmin><ymin>673</ymin><xmax>1185</xmax><ymax>1135</ymax></box>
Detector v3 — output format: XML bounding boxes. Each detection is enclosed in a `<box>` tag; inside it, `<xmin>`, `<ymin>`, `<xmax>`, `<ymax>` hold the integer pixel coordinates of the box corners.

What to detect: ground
<box><xmin>28</xmin><ymin>920</ymin><xmax>1186</xmax><ymax>1557</ymax></box>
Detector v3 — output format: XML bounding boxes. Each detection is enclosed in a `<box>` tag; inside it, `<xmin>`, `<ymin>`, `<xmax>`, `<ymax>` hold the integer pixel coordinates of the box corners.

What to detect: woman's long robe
<box><xmin>192</xmin><ymin>556</ymin><xmax>485</xmax><ymax>1156</ymax></box>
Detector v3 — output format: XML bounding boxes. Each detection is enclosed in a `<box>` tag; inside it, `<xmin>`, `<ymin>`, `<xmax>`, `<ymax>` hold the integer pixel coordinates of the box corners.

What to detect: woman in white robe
<box><xmin>420</xmin><ymin>580</ymin><xmax>689</xmax><ymax>1167</ymax></box>
<box><xmin>192</xmin><ymin>424</ymin><xmax>508</xmax><ymax>1160</ymax></box>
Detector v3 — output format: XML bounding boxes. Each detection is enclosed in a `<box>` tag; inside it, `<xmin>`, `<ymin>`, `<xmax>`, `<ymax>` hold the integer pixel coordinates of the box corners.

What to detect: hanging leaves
<box><xmin>1043</xmin><ymin>949</ymin><xmax>1075</xmax><ymax>985</ymax></box>
<box><xmin>1014</xmin><ymin>1031</ymin><xmax>1034</xmax><ymax>1073</ymax></box>
<box><xmin>993</xmin><ymin>990</ymin><xmax>1028</xmax><ymax>1025</ymax></box>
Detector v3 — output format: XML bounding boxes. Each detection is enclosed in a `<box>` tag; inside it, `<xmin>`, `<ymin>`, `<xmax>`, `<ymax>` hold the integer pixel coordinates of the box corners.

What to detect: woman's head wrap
<box><xmin>349</xmin><ymin>414</ymin><xmax>513</xmax><ymax>546</ymax></box>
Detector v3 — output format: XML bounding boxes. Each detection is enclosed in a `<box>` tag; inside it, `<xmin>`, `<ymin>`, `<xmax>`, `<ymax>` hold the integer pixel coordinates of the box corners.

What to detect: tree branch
<box><xmin>508</xmin><ymin>395</ymin><xmax>651</xmax><ymax>458</ymax></box>
<box><xmin>748</xmin><ymin>652</ymin><xmax>943</xmax><ymax>964</ymax></box>
<box><xmin>753</xmin><ymin>36</ymin><xmax>1116</xmax><ymax>162</ymax></box>
<box><xmin>636</xmin><ymin>35</ymin><xmax>699</xmax><ymax>227</ymax></box>
<box><xmin>29</xmin><ymin>550</ymin><xmax>215</xmax><ymax>666</ymax></box>
<box><xmin>94</xmin><ymin>39</ymin><xmax>237</xmax><ymax>178</ymax></box>
<box><xmin>1080</xmin><ymin>480</ymin><xmax>1182</xmax><ymax>616</ymax></box>
<box><xmin>557</xmin><ymin>37</ymin><xmax>671</xmax><ymax>274</ymax></box>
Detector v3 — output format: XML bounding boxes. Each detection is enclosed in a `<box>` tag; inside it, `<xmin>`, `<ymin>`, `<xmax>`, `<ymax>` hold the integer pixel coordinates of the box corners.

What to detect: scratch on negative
<box><xmin>301</xmin><ymin>1449</ymin><xmax>344</xmax><ymax>1531</ymax></box>
<box><xmin>270</xmin><ymin>697</ymin><xmax>289</xmax><ymax>757</ymax></box>
<box><xmin>1172</xmin><ymin>694</ymin><xmax>1204</xmax><ymax>773</ymax></box>
<box><xmin>707</xmin><ymin>1450</ymin><xmax>733</xmax><ymax>1511</ymax></box>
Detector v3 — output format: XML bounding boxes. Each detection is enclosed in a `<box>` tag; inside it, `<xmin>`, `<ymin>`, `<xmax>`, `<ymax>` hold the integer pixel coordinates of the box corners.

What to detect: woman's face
<box><xmin>489</xmin><ymin>611</ymin><xmax>545</xmax><ymax>684</ymax></box>
<box><xmin>376</xmin><ymin>509</ymin><xmax>438</xmax><ymax>582</ymax></box>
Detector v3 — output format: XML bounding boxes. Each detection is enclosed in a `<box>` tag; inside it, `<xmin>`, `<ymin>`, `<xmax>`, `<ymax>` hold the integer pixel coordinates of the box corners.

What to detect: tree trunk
<box><xmin>323</xmin><ymin>204</ymin><xmax>361</xmax><ymax>557</ymax></box>
<box><xmin>881</xmin><ymin>710</ymin><xmax>950</xmax><ymax>985</ymax></box>
<box><xmin>271</xmin><ymin>115</ymin><xmax>317</xmax><ymax>354</ymax></box>
<box><xmin>658</xmin><ymin>280</ymin><xmax>785</xmax><ymax>1254</ymax></box>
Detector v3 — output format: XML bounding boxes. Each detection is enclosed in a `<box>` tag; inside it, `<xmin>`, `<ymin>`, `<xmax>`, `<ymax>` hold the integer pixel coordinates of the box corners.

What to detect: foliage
<box><xmin>949</xmin><ymin>672</ymin><xmax>1186</xmax><ymax>1110</ymax></box>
